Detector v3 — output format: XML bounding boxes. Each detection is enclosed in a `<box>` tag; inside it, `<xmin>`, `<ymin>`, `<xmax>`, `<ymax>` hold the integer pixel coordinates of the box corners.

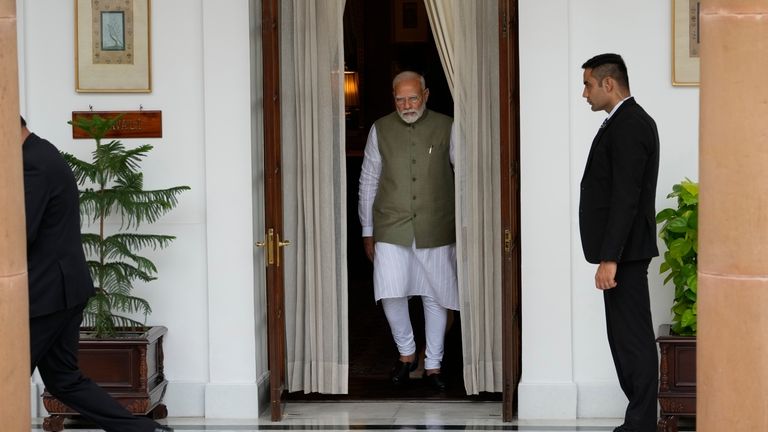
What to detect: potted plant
<box><xmin>42</xmin><ymin>115</ymin><xmax>189</xmax><ymax>432</ymax></box>
<box><xmin>654</xmin><ymin>179</ymin><xmax>698</xmax><ymax>432</ymax></box>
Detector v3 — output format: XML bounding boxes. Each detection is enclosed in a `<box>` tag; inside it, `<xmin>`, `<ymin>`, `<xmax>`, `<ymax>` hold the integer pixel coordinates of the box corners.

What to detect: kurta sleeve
<box><xmin>358</xmin><ymin>126</ymin><xmax>381</xmax><ymax>237</ymax></box>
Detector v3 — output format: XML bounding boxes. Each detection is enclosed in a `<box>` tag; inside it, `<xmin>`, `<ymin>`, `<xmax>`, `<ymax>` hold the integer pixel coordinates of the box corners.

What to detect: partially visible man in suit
<box><xmin>579</xmin><ymin>54</ymin><xmax>660</xmax><ymax>432</ymax></box>
<box><xmin>22</xmin><ymin>116</ymin><xmax>172</xmax><ymax>432</ymax></box>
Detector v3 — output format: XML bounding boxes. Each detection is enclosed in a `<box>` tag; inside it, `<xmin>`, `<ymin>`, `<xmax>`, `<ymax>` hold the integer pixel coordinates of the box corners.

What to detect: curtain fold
<box><xmin>280</xmin><ymin>0</ymin><xmax>348</xmax><ymax>394</ymax></box>
<box><xmin>425</xmin><ymin>0</ymin><xmax>502</xmax><ymax>395</ymax></box>
<box><xmin>424</xmin><ymin>0</ymin><xmax>455</xmax><ymax>96</ymax></box>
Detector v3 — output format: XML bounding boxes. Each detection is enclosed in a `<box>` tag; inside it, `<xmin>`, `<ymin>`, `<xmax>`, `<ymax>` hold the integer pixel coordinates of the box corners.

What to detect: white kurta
<box><xmin>358</xmin><ymin>125</ymin><xmax>459</xmax><ymax>311</ymax></box>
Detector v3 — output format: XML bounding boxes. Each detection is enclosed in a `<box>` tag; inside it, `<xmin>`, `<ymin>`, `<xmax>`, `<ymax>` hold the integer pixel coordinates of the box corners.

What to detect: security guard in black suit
<box><xmin>22</xmin><ymin>116</ymin><xmax>172</xmax><ymax>432</ymax></box>
<box><xmin>578</xmin><ymin>54</ymin><xmax>660</xmax><ymax>432</ymax></box>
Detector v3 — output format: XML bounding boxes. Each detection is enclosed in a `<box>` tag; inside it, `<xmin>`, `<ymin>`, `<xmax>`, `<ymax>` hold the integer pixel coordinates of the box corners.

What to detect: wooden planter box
<box><xmin>41</xmin><ymin>326</ymin><xmax>168</xmax><ymax>432</ymax></box>
<box><xmin>656</xmin><ymin>324</ymin><xmax>696</xmax><ymax>432</ymax></box>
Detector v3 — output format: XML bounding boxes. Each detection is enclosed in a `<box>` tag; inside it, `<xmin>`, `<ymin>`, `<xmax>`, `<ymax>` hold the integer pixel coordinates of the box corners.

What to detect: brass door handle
<box><xmin>255</xmin><ymin>230</ymin><xmax>291</xmax><ymax>267</ymax></box>
<box><xmin>255</xmin><ymin>238</ymin><xmax>271</xmax><ymax>266</ymax></box>
<box><xmin>262</xmin><ymin>229</ymin><xmax>276</xmax><ymax>265</ymax></box>
<box><xmin>276</xmin><ymin>234</ymin><xmax>291</xmax><ymax>267</ymax></box>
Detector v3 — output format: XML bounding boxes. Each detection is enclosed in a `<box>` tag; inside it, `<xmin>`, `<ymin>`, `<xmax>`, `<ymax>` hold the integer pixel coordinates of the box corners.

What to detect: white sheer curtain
<box><xmin>425</xmin><ymin>0</ymin><xmax>502</xmax><ymax>394</ymax></box>
<box><xmin>280</xmin><ymin>0</ymin><xmax>348</xmax><ymax>394</ymax></box>
<box><xmin>424</xmin><ymin>1</ymin><xmax>455</xmax><ymax>94</ymax></box>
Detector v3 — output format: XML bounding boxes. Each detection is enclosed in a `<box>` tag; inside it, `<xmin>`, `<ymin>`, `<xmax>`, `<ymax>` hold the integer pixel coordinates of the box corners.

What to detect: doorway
<box><xmin>342</xmin><ymin>0</ymin><xmax>491</xmax><ymax>400</ymax></box>
<box><xmin>274</xmin><ymin>0</ymin><xmax>519</xmax><ymax>413</ymax></box>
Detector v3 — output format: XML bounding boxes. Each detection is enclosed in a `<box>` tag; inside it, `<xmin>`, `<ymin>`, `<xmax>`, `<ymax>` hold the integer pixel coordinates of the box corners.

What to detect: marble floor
<box><xmin>30</xmin><ymin>401</ymin><xmax>695</xmax><ymax>431</ymax></box>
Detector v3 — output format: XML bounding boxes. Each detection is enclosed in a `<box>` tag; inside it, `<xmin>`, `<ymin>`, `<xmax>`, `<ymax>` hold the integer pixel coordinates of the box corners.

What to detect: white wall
<box><xmin>19</xmin><ymin>0</ymin><xmax>266</xmax><ymax>418</ymax></box>
<box><xmin>18</xmin><ymin>0</ymin><xmax>700</xmax><ymax>422</ymax></box>
<box><xmin>519</xmin><ymin>0</ymin><xmax>699</xmax><ymax>419</ymax></box>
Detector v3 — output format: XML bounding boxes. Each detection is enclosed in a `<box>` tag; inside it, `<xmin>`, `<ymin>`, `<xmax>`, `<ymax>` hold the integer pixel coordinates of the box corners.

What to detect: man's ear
<box><xmin>602</xmin><ymin>77</ymin><xmax>614</xmax><ymax>92</ymax></box>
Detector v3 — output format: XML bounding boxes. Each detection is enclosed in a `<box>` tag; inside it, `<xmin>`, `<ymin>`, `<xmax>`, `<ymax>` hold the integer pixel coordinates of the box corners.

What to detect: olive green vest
<box><xmin>373</xmin><ymin>109</ymin><xmax>455</xmax><ymax>248</ymax></box>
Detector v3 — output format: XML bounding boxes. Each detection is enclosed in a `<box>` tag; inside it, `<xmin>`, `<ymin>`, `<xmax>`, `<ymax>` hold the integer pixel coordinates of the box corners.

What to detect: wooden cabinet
<box><xmin>657</xmin><ymin>324</ymin><xmax>696</xmax><ymax>432</ymax></box>
<box><xmin>42</xmin><ymin>326</ymin><xmax>168</xmax><ymax>431</ymax></box>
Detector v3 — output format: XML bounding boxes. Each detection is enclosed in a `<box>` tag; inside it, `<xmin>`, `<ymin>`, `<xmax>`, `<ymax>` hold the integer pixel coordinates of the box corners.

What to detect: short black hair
<box><xmin>20</xmin><ymin>115</ymin><xmax>26</xmax><ymax>127</ymax></box>
<box><xmin>582</xmin><ymin>53</ymin><xmax>630</xmax><ymax>91</ymax></box>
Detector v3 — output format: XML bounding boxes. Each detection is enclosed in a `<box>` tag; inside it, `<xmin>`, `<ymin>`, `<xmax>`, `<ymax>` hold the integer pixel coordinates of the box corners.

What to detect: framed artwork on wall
<box><xmin>75</xmin><ymin>0</ymin><xmax>151</xmax><ymax>92</ymax></box>
<box><xmin>392</xmin><ymin>0</ymin><xmax>428</xmax><ymax>43</ymax></box>
<box><xmin>672</xmin><ymin>0</ymin><xmax>700</xmax><ymax>86</ymax></box>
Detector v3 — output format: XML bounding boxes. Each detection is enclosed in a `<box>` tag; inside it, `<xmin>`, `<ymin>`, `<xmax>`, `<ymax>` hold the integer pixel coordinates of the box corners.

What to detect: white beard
<box><xmin>397</xmin><ymin>105</ymin><xmax>425</xmax><ymax>124</ymax></box>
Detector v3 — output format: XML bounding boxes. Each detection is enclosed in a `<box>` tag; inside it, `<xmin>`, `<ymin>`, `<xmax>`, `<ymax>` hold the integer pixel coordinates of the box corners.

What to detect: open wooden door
<box><xmin>499</xmin><ymin>0</ymin><xmax>521</xmax><ymax>423</ymax></box>
<box><xmin>261</xmin><ymin>0</ymin><xmax>288</xmax><ymax>421</ymax></box>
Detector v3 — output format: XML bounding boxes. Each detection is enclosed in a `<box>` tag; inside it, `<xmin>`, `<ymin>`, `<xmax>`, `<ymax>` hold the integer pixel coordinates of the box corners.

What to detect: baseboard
<box><xmin>34</xmin><ymin>381</ymin><xmax>207</xmax><ymax>418</ymax></box>
<box><xmin>577</xmin><ymin>381</ymin><xmax>629</xmax><ymax>418</ymax></box>
<box><xmin>163</xmin><ymin>381</ymin><xmax>206</xmax><ymax>417</ymax></box>
<box><xmin>31</xmin><ymin>381</ymin><xmax>262</xmax><ymax>419</ymax></box>
<box><xmin>257</xmin><ymin>371</ymin><xmax>270</xmax><ymax>417</ymax></box>
<box><xmin>29</xmin><ymin>378</ymin><xmax>624</xmax><ymax>420</ymax></box>
<box><xmin>204</xmin><ymin>383</ymin><xmax>261</xmax><ymax>418</ymax></box>
<box><xmin>517</xmin><ymin>381</ymin><xmax>578</xmax><ymax>419</ymax></box>
<box><xmin>30</xmin><ymin>382</ymin><xmax>40</xmax><ymax>418</ymax></box>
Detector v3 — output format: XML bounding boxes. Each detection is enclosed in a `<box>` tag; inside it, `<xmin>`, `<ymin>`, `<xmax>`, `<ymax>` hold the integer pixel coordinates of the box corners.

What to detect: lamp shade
<box><xmin>344</xmin><ymin>71</ymin><xmax>360</xmax><ymax>108</ymax></box>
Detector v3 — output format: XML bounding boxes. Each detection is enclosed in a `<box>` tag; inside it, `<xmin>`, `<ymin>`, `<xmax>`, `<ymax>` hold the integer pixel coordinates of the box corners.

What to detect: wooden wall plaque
<box><xmin>71</xmin><ymin>110</ymin><xmax>162</xmax><ymax>139</ymax></box>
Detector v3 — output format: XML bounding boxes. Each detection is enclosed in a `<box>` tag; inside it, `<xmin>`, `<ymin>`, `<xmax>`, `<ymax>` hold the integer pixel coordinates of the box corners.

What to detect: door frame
<box><xmin>260</xmin><ymin>0</ymin><xmax>522</xmax><ymax>421</ymax></box>
<box><xmin>499</xmin><ymin>0</ymin><xmax>521</xmax><ymax>422</ymax></box>
<box><xmin>262</xmin><ymin>0</ymin><xmax>287</xmax><ymax>421</ymax></box>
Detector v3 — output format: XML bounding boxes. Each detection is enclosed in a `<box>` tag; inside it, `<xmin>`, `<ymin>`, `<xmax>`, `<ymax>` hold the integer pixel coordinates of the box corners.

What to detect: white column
<box><xmin>202</xmin><ymin>0</ymin><xmax>263</xmax><ymax>418</ymax></box>
<box><xmin>517</xmin><ymin>0</ymin><xmax>577</xmax><ymax>418</ymax></box>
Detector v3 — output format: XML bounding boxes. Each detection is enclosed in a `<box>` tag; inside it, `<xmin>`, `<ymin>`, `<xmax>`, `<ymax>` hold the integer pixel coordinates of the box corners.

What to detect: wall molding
<box><xmin>517</xmin><ymin>381</ymin><xmax>578</xmax><ymax>419</ymax></box>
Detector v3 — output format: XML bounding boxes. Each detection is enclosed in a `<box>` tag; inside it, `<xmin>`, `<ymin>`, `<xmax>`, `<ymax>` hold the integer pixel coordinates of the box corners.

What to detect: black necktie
<box><xmin>600</xmin><ymin>118</ymin><xmax>609</xmax><ymax>129</ymax></box>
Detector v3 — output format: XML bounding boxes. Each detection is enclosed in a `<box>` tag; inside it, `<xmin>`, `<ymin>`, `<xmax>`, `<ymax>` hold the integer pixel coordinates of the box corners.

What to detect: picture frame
<box><xmin>672</xmin><ymin>0</ymin><xmax>700</xmax><ymax>86</ymax></box>
<box><xmin>75</xmin><ymin>0</ymin><xmax>151</xmax><ymax>93</ymax></box>
<box><xmin>392</xmin><ymin>0</ymin><xmax>428</xmax><ymax>43</ymax></box>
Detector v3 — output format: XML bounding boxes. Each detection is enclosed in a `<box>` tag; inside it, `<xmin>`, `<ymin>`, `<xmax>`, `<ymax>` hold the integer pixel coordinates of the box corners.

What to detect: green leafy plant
<box><xmin>64</xmin><ymin>115</ymin><xmax>190</xmax><ymax>338</ymax></box>
<box><xmin>656</xmin><ymin>179</ymin><xmax>698</xmax><ymax>336</ymax></box>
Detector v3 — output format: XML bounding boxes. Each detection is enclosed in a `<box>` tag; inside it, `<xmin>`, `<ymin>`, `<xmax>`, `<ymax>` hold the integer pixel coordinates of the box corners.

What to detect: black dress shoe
<box><xmin>153</xmin><ymin>426</ymin><xmax>174</xmax><ymax>432</ymax></box>
<box><xmin>423</xmin><ymin>371</ymin><xmax>447</xmax><ymax>391</ymax></box>
<box><xmin>391</xmin><ymin>360</ymin><xmax>418</xmax><ymax>384</ymax></box>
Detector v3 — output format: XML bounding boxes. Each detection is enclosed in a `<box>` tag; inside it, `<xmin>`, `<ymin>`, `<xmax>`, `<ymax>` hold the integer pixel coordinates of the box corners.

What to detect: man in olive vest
<box><xmin>359</xmin><ymin>71</ymin><xmax>457</xmax><ymax>391</ymax></box>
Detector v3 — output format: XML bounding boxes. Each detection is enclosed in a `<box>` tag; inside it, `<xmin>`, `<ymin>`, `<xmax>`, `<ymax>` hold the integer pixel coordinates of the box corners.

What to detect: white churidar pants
<box><xmin>374</xmin><ymin>240</ymin><xmax>458</xmax><ymax>370</ymax></box>
<box><xmin>381</xmin><ymin>296</ymin><xmax>447</xmax><ymax>370</ymax></box>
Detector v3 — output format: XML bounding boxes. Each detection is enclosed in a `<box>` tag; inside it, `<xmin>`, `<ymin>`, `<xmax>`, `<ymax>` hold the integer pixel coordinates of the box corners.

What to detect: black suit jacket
<box><xmin>579</xmin><ymin>97</ymin><xmax>660</xmax><ymax>264</ymax></box>
<box><xmin>23</xmin><ymin>133</ymin><xmax>94</xmax><ymax>318</ymax></box>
